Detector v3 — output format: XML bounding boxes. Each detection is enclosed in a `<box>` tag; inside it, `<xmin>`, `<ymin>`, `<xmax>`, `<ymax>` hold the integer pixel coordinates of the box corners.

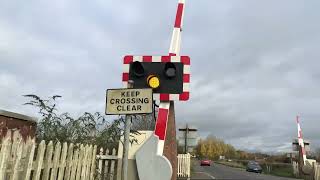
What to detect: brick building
<box><xmin>0</xmin><ymin>109</ymin><xmax>37</xmax><ymax>139</ymax></box>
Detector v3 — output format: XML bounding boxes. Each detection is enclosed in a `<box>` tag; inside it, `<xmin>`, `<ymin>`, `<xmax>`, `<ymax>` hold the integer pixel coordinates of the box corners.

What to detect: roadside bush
<box><xmin>23</xmin><ymin>94</ymin><xmax>125</xmax><ymax>149</ymax></box>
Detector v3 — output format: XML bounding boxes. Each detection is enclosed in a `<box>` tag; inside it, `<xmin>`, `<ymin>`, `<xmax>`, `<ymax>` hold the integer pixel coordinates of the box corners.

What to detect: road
<box><xmin>191</xmin><ymin>161</ymin><xmax>300</xmax><ymax>180</ymax></box>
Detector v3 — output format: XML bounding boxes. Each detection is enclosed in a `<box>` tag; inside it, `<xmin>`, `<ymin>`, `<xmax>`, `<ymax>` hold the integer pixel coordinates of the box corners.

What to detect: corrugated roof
<box><xmin>0</xmin><ymin>109</ymin><xmax>37</xmax><ymax>122</ymax></box>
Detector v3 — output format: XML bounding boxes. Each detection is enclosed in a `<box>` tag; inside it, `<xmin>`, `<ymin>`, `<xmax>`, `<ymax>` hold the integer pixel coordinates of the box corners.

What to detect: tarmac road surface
<box><xmin>190</xmin><ymin>160</ymin><xmax>301</xmax><ymax>180</ymax></box>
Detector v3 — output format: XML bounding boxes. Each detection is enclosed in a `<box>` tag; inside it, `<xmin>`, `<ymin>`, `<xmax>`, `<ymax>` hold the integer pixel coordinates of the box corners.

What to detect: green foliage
<box><xmin>215</xmin><ymin>161</ymin><xmax>246</xmax><ymax>169</ymax></box>
<box><xmin>130</xmin><ymin>114</ymin><xmax>155</xmax><ymax>131</ymax></box>
<box><xmin>261</xmin><ymin>163</ymin><xmax>294</xmax><ymax>178</ymax></box>
<box><xmin>23</xmin><ymin>94</ymin><xmax>124</xmax><ymax>149</ymax></box>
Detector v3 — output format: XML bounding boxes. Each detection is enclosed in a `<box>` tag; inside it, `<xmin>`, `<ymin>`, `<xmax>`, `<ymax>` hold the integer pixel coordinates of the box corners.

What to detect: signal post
<box><xmin>107</xmin><ymin>0</ymin><xmax>190</xmax><ymax>179</ymax></box>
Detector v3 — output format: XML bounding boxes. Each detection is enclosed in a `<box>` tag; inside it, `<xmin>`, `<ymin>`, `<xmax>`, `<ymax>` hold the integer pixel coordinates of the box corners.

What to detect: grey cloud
<box><xmin>1</xmin><ymin>0</ymin><xmax>320</xmax><ymax>152</ymax></box>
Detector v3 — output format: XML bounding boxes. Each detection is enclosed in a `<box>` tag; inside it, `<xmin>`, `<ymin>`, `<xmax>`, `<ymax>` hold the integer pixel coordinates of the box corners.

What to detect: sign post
<box><xmin>129</xmin><ymin>0</ymin><xmax>190</xmax><ymax>179</ymax></box>
<box><xmin>122</xmin><ymin>114</ymin><xmax>131</xmax><ymax>180</ymax></box>
<box><xmin>115</xmin><ymin>1</ymin><xmax>189</xmax><ymax>179</ymax></box>
<box><xmin>105</xmin><ymin>86</ymin><xmax>153</xmax><ymax>180</ymax></box>
<box><xmin>105</xmin><ymin>88</ymin><xmax>153</xmax><ymax>115</ymax></box>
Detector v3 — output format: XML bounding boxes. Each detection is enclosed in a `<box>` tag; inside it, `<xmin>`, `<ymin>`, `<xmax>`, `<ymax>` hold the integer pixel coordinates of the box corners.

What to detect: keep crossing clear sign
<box><xmin>105</xmin><ymin>88</ymin><xmax>153</xmax><ymax>115</ymax></box>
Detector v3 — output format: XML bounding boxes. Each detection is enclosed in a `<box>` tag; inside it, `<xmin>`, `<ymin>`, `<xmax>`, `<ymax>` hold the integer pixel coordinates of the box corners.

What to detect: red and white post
<box><xmin>135</xmin><ymin>1</ymin><xmax>188</xmax><ymax>180</ymax></box>
<box><xmin>154</xmin><ymin>0</ymin><xmax>186</xmax><ymax>157</ymax></box>
<box><xmin>296</xmin><ymin>116</ymin><xmax>307</xmax><ymax>165</ymax></box>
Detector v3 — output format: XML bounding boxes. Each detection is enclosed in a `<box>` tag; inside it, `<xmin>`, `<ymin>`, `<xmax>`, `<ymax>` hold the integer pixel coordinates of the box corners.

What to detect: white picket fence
<box><xmin>177</xmin><ymin>153</ymin><xmax>191</xmax><ymax>178</ymax></box>
<box><xmin>97</xmin><ymin>147</ymin><xmax>119</xmax><ymax>180</ymax></box>
<box><xmin>292</xmin><ymin>161</ymin><xmax>320</xmax><ymax>180</ymax></box>
<box><xmin>0</xmin><ymin>131</ymin><xmax>119</xmax><ymax>180</ymax></box>
<box><xmin>314</xmin><ymin>162</ymin><xmax>320</xmax><ymax>180</ymax></box>
<box><xmin>292</xmin><ymin>161</ymin><xmax>299</xmax><ymax>177</ymax></box>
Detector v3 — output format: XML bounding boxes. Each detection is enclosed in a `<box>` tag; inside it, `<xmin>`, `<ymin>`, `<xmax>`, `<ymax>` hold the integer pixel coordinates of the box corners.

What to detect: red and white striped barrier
<box><xmin>296</xmin><ymin>116</ymin><xmax>307</xmax><ymax>165</ymax></box>
<box><xmin>154</xmin><ymin>102</ymin><xmax>170</xmax><ymax>155</ymax></box>
<box><xmin>135</xmin><ymin>0</ymin><xmax>188</xmax><ymax>179</ymax></box>
<box><xmin>169</xmin><ymin>0</ymin><xmax>185</xmax><ymax>56</ymax></box>
<box><xmin>154</xmin><ymin>0</ymin><xmax>187</xmax><ymax>157</ymax></box>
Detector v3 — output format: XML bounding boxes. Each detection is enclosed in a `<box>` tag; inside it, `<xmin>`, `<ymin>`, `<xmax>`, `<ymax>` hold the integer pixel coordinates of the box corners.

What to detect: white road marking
<box><xmin>193</xmin><ymin>171</ymin><xmax>215</xmax><ymax>179</ymax></box>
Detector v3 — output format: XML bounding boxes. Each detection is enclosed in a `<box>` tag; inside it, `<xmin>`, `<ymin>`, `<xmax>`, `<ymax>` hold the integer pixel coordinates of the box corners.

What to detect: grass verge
<box><xmin>215</xmin><ymin>160</ymin><xmax>246</xmax><ymax>169</ymax></box>
<box><xmin>261</xmin><ymin>164</ymin><xmax>296</xmax><ymax>178</ymax></box>
<box><xmin>216</xmin><ymin>160</ymin><xmax>297</xmax><ymax>178</ymax></box>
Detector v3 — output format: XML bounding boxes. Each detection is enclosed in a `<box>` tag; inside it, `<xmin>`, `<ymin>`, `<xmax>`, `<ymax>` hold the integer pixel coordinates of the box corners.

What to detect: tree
<box><xmin>23</xmin><ymin>94</ymin><xmax>124</xmax><ymax>149</ymax></box>
<box><xmin>130</xmin><ymin>114</ymin><xmax>155</xmax><ymax>131</ymax></box>
<box><xmin>200</xmin><ymin>141</ymin><xmax>207</xmax><ymax>158</ymax></box>
<box><xmin>195</xmin><ymin>135</ymin><xmax>239</xmax><ymax>160</ymax></box>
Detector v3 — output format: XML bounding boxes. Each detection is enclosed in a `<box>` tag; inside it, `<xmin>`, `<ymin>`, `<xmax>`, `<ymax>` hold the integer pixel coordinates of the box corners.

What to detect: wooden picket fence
<box><xmin>314</xmin><ymin>162</ymin><xmax>320</xmax><ymax>180</ymax></box>
<box><xmin>292</xmin><ymin>160</ymin><xmax>320</xmax><ymax>180</ymax></box>
<box><xmin>0</xmin><ymin>131</ymin><xmax>119</xmax><ymax>180</ymax></box>
<box><xmin>177</xmin><ymin>153</ymin><xmax>191</xmax><ymax>178</ymax></box>
<box><xmin>292</xmin><ymin>161</ymin><xmax>299</xmax><ymax>177</ymax></box>
<box><xmin>97</xmin><ymin>148</ymin><xmax>119</xmax><ymax>180</ymax></box>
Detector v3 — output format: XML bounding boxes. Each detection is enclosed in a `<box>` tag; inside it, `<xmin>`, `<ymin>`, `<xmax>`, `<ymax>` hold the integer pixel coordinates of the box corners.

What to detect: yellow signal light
<box><xmin>147</xmin><ymin>75</ymin><xmax>160</xmax><ymax>89</ymax></box>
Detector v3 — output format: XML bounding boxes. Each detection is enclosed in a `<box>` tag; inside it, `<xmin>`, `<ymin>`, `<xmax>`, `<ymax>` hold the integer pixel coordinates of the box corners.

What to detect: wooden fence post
<box><xmin>314</xmin><ymin>163</ymin><xmax>320</xmax><ymax>180</ymax></box>
<box><xmin>23</xmin><ymin>138</ymin><xmax>36</xmax><ymax>180</ymax></box>
<box><xmin>98</xmin><ymin>148</ymin><xmax>103</xmax><ymax>180</ymax></box>
<box><xmin>50</xmin><ymin>142</ymin><xmax>61</xmax><ymax>180</ymax></box>
<box><xmin>58</xmin><ymin>142</ymin><xmax>68</xmax><ymax>180</ymax></box>
<box><xmin>0</xmin><ymin>132</ymin><xmax>11</xmax><ymax>179</ymax></box>
<box><xmin>10</xmin><ymin>137</ymin><xmax>23</xmax><ymax>180</ymax></box>
<box><xmin>104</xmin><ymin>149</ymin><xmax>110</xmax><ymax>179</ymax></box>
<box><xmin>65</xmin><ymin>143</ymin><xmax>74</xmax><ymax>180</ymax></box>
<box><xmin>75</xmin><ymin>144</ymin><xmax>84</xmax><ymax>180</ymax></box>
<box><xmin>43</xmin><ymin>141</ymin><xmax>53</xmax><ymax>180</ymax></box>
<box><xmin>90</xmin><ymin>145</ymin><xmax>97</xmax><ymax>180</ymax></box>
<box><xmin>81</xmin><ymin>144</ymin><xmax>89</xmax><ymax>179</ymax></box>
<box><xmin>110</xmin><ymin>148</ymin><xmax>117</xmax><ymax>179</ymax></box>
<box><xmin>70</xmin><ymin>145</ymin><xmax>80</xmax><ymax>180</ymax></box>
<box><xmin>33</xmin><ymin>140</ymin><xmax>46</xmax><ymax>180</ymax></box>
<box><xmin>84</xmin><ymin>145</ymin><xmax>93</xmax><ymax>179</ymax></box>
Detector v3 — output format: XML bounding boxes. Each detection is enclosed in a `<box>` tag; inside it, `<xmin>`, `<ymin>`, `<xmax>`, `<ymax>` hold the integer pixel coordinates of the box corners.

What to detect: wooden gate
<box><xmin>177</xmin><ymin>153</ymin><xmax>191</xmax><ymax>178</ymax></box>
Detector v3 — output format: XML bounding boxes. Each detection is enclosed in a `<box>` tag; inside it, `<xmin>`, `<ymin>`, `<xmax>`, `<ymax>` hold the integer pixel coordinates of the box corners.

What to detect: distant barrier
<box><xmin>177</xmin><ymin>153</ymin><xmax>191</xmax><ymax>178</ymax></box>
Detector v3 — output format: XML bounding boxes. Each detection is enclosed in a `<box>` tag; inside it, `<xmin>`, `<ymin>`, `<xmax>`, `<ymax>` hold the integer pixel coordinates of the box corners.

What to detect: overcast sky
<box><xmin>1</xmin><ymin>0</ymin><xmax>320</xmax><ymax>153</ymax></box>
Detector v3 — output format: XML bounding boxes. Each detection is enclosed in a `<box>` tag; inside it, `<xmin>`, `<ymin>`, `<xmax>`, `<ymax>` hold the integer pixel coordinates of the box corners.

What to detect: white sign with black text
<box><xmin>105</xmin><ymin>88</ymin><xmax>153</xmax><ymax>115</ymax></box>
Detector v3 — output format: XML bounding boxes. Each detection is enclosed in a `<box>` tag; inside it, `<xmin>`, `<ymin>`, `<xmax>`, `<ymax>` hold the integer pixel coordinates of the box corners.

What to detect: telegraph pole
<box><xmin>185</xmin><ymin>124</ymin><xmax>188</xmax><ymax>153</ymax></box>
<box><xmin>179</xmin><ymin>124</ymin><xmax>197</xmax><ymax>153</ymax></box>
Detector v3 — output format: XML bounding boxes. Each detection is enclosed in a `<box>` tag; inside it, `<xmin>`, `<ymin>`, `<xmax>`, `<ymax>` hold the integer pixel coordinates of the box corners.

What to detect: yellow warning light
<box><xmin>147</xmin><ymin>75</ymin><xmax>160</xmax><ymax>89</ymax></box>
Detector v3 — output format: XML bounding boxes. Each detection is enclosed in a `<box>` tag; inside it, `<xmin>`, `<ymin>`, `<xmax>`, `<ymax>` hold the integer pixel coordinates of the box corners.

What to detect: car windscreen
<box><xmin>248</xmin><ymin>162</ymin><xmax>259</xmax><ymax>166</ymax></box>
